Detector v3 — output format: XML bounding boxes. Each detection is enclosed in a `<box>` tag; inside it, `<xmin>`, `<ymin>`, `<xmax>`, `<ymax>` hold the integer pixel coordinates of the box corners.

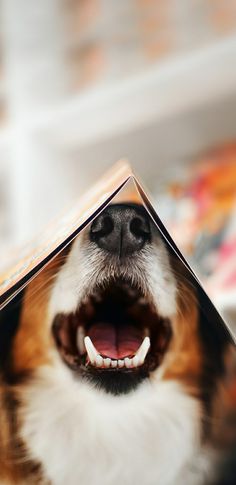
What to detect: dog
<box><xmin>0</xmin><ymin>203</ymin><xmax>235</xmax><ymax>485</ymax></box>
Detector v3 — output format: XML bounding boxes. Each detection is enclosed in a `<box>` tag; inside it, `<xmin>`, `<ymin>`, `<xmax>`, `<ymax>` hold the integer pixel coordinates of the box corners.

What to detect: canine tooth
<box><xmin>118</xmin><ymin>359</ymin><xmax>125</xmax><ymax>368</ymax></box>
<box><xmin>132</xmin><ymin>355</ymin><xmax>139</xmax><ymax>367</ymax></box>
<box><xmin>77</xmin><ymin>326</ymin><xmax>86</xmax><ymax>354</ymax></box>
<box><xmin>95</xmin><ymin>355</ymin><xmax>103</xmax><ymax>367</ymax></box>
<box><xmin>124</xmin><ymin>357</ymin><xmax>132</xmax><ymax>368</ymax></box>
<box><xmin>135</xmin><ymin>336</ymin><xmax>150</xmax><ymax>364</ymax></box>
<box><xmin>111</xmin><ymin>360</ymin><xmax>118</xmax><ymax>368</ymax></box>
<box><xmin>104</xmin><ymin>358</ymin><xmax>111</xmax><ymax>368</ymax></box>
<box><xmin>84</xmin><ymin>336</ymin><xmax>99</xmax><ymax>364</ymax></box>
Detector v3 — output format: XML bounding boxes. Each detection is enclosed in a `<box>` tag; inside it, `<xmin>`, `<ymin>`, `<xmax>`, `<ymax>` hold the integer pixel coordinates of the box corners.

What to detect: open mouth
<box><xmin>52</xmin><ymin>278</ymin><xmax>172</xmax><ymax>394</ymax></box>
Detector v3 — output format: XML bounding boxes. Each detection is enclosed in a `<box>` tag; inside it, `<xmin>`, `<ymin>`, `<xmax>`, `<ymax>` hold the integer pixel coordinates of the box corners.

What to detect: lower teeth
<box><xmin>83</xmin><ymin>336</ymin><xmax>150</xmax><ymax>370</ymax></box>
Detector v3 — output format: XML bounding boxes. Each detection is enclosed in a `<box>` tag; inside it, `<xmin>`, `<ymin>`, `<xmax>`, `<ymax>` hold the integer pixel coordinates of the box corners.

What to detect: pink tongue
<box><xmin>88</xmin><ymin>322</ymin><xmax>143</xmax><ymax>359</ymax></box>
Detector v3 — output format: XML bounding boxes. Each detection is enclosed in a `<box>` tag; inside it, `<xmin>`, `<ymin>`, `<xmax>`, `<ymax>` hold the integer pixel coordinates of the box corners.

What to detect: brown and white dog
<box><xmin>0</xmin><ymin>203</ymin><xmax>235</xmax><ymax>485</ymax></box>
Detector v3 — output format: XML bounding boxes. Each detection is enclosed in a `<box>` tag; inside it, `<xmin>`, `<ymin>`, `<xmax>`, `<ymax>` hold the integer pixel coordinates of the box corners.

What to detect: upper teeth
<box><xmin>135</xmin><ymin>336</ymin><xmax>150</xmax><ymax>362</ymax></box>
<box><xmin>84</xmin><ymin>336</ymin><xmax>98</xmax><ymax>364</ymax></box>
<box><xmin>83</xmin><ymin>335</ymin><xmax>150</xmax><ymax>369</ymax></box>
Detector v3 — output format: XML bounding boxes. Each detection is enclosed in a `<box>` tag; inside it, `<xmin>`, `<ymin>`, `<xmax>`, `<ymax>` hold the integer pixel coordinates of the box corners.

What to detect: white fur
<box><xmin>20</xmin><ymin>362</ymin><xmax>214</xmax><ymax>485</ymax></box>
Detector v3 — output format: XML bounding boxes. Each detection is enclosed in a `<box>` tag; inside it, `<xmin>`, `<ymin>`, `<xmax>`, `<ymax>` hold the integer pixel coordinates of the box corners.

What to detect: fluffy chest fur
<box><xmin>19</xmin><ymin>364</ymin><xmax>213</xmax><ymax>485</ymax></box>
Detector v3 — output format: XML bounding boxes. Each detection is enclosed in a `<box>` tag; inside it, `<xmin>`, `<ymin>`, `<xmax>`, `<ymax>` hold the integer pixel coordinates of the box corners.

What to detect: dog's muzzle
<box><xmin>52</xmin><ymin>204</ymin><xmax>172</xmax><ymax>395</ymax></box>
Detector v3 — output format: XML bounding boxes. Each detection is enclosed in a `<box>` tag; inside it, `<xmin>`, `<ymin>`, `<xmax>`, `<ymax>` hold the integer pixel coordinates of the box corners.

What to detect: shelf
<box><xmin>32</xmin><ymin>35</ymin><xmax>236</xmax><ymax>149</ymax></box>
<box><xmin>0</xmin><ymin>35</ymin><xmax>236</xmax><ymax>153</ymax></box>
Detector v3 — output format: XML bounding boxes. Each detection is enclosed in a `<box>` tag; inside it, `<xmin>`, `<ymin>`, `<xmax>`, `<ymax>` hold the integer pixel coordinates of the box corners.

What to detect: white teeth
<box><xmin>104</xmin><ymin>358</ymin><xmax>111</xmax><ymax>368</ymax></box>
<box><xmin>124</xmin><ymin>357</ymin><xmax>132</xmax><ymax>368</ymax></box>
<box><xmin>84</xmin><ymin>336</ymin><xmax>99</xmax><ymax>364</ymax></box>
<box><xmin>84</xmin><ymin>335</ymin><xmax>150</xmax><ymax>369</ymax></box>
<box><xmin>95</xmin><ymin>355</ymin><xmax>103</xmax><ymax>367</ymax></box>
<box><xmin>132</xmin><ymin>355</ymin><xmax>139</xmax><ymax>367</ymax></box>
<box><xmin>135</xmin><ymin>336</ymin><xmax>150</xmax><ymax>364</ymax></box>
<box><xmin>77</xmin><ymin>327</ymin><xmax>86</xmax><ymax>355</ymax></box>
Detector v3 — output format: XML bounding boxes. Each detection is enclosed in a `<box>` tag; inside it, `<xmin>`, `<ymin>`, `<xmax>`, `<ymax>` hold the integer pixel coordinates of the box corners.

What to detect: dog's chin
<box><xmin>52</xmin><ymin>277</ymin><xmax>172</xmax><ymax>395</ymax></box>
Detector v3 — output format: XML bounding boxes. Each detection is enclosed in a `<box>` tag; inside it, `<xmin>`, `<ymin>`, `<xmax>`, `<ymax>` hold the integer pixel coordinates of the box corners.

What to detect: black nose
<box><xmin>90</xmin><ymin>204</ymin><xmax>151</xmax><ymax>256</ymax></box>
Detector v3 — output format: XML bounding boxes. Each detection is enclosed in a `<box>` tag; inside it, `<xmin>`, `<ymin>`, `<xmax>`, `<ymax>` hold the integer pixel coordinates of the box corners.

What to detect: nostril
<box><xmin>90</xmin><ymin>215</ymin><xmax>114</xmax><ymax>242</ymax></box>
<box><xmin>130</xmin><ymin>216</ymin><xmax>150</xmax><ymax>241</ymax></box>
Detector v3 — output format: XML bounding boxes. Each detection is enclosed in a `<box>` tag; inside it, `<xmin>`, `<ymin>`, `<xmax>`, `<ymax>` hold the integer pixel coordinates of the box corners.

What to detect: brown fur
<box><xmin>12</xmin><ymin>258</ymin><xmax>62</xmax><ymax>375</ymax></box>
<box><xmin>163</xmin><ymin>275</ymin><xmax>203</xmax><ymax>388</ymax></box>
<box><xmin>0</xmin><ymin>259</ymin><xmax>62</xmax><ymax>483</ymax></box>
<box><xmin>0</xmin><ymin>378</ymin><xmax>47</xmax><ymax>484</ymax></box>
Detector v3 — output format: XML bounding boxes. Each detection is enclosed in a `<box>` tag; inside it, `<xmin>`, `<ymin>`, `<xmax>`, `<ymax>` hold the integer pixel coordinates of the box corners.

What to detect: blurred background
<box><xmin>0</xmin><ymin>0</ymin><xmax>236</xmax><ymax>331</ymax></box>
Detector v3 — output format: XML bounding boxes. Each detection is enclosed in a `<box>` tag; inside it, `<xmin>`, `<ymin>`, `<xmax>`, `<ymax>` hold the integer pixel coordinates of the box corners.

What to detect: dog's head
<box><xmin>11</xmin><ymin>203</ymin><xmax>208</xmax><ymax>396</ymax></box>
<box><xmin>2</xmin><ymin>203</ymin><xmax>235</xmax><ymax>485</ymax></box>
